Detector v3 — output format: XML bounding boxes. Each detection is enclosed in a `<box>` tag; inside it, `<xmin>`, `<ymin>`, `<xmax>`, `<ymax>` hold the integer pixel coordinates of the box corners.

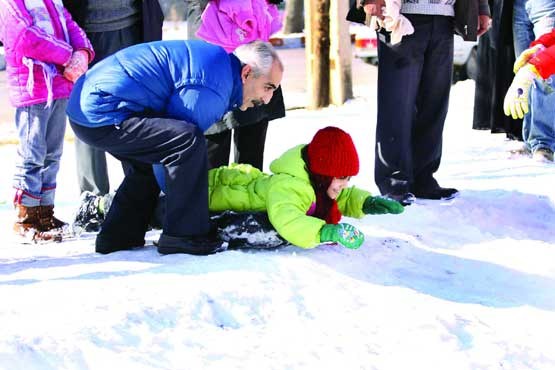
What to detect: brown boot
<box><xmin>39</xmin><ymin>205</ymin><xmax>68</xmax><ymax>231</ymax></box>
<box><xmin>13</xmin><ymin>204</ymin><xmax>62</xmax><ymax>242</ymax></box>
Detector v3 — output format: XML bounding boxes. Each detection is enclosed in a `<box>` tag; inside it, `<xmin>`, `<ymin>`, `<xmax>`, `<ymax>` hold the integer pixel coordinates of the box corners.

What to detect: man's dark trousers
<box><xmin>70</xmin><ymin>117</ymin><xmax>210</xmax><ymax>247</ymax></box>
<box><xmin>374</xmin><ymin>14</ymin><xmax>454</xmax><ymax>195</ymax></box>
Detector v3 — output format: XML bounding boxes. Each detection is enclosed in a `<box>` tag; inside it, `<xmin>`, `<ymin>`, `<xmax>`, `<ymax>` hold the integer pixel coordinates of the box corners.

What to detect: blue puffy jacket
<box><xmin>66</xmin><ymin>39</ymin><xmax>243</xmax><ymax>132</ymax></box>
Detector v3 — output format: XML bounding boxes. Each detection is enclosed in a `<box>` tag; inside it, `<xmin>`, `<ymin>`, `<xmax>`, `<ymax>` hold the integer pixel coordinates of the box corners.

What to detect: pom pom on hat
<box><xmin>307</xmin><ymin>126</ymin><xmax>359</xmax><ymax>177</ymax></box>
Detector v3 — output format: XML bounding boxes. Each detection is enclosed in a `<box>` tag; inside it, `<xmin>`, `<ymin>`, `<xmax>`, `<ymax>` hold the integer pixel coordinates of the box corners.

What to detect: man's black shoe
<box><xmin>413</xmin><ymin>186</ymin><xmax>459</xmax><ymax>200</ymax></box>
<box><xmin>95</xmin><ymin>233</ymin><xmax>145</xmax><ymax>254</ymax></box>
<box><xmin>157</xmin><ymin>233</ymin><xmax>227</xmax><ymax>255</ymax></box>
<box><xmin>384</xmin><ymin>192</ymin><xmax>416</xmax><ymax>206</ymax></box>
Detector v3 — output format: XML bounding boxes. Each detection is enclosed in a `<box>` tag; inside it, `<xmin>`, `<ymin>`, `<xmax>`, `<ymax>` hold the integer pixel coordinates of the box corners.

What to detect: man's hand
<box><xmin>362</xmin><ymin>0</ymin><xmax>385</xmax><ymax>19</ymax></box>
<box><xmin>477</xmin><ymin>15</ymin><xmax>491</xmax><ymax>37</ymax></box>
<box><xmin>503</xmin><ymin>64</ymin><xmax>541</xmax><ymax>119</ymax></box>
<box><xmin>320</xmin><ymin>223</ymin><xmax>365</xmax><ymax>249</ymax></box>
<box><xmin>514</xmin><ymin>44</ymin><xmax>546</xmax><ymax>73</ymax></box>
<box><xmin>63</xmin><ymin>50</ymin><xmax>89</xmax><ymax>83</ymax></box>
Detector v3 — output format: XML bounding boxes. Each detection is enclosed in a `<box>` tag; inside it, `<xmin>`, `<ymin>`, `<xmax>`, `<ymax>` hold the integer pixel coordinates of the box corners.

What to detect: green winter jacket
<box><xmin>208</xmin><ymin>145</ymin><xmax>371</xmax><ymax>248</ymax></box>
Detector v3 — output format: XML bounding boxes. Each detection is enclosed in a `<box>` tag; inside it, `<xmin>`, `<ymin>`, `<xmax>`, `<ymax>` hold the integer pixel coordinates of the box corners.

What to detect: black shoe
<box><xmin>95</xmin><ymin>233</ymin><xmax>145</xmax><ymax>254</ymax></box>
<box><xmin>413</xmin><ymin>186</ymin><xmax>459</xmax><ymax>200</ymax></box>
<box><xmin>157</xmin><ymin>233</ymin><xmax>227</xmax><ymax>255</ymax></box>
<box><xmin>384</xmin><ymin>192</ymin><xmax>416</xmax><ymax>206</ymax></box>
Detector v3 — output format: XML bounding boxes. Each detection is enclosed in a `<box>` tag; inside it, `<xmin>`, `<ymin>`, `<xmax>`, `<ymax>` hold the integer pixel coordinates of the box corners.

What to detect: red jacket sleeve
<box><xmin>530</xmin><ymin>45</ymin><xmax>555</xmax><ymax>79</ymax></box>
<box><xmin>531</xmin><ymin>29</ymin><xmax>555</xmax><ymax>48</ymax></box>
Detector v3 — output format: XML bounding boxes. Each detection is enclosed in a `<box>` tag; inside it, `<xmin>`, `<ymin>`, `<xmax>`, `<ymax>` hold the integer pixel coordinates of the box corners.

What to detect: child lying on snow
<box><xmin>204</xmin><ymin>126</ymin><xmax>404</xmax><ymax>249</ymax></box>
<box><xmin>74</xmin><ymin>127</ymin><xmax>404</xmax><ymax>250</ymax></box>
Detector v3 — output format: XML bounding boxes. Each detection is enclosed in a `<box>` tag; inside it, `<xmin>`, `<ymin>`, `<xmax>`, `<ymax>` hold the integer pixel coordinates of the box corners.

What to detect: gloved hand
<box><xmin>514</xmin><ymin>44</ymin><xmax>545</xmax><ymax>74</ymax></box>
<box><xmin>362</xmin><ymin>196</ymin><xmax>404</xmax><ymax>214</ymax></box>
<box><xmin>63</xmin><ymin>50</ymin><xmax>89</xmax><ymax>82</ymax></box>
<box><xmin>503</xmin><ymin>64</ymin><xmax>541</xmax><ymax>119</ymax></box>
<box><xmin>320</xmin><ymin>223</ymin><xmax>365</xmax><ymax>249</ymax></box>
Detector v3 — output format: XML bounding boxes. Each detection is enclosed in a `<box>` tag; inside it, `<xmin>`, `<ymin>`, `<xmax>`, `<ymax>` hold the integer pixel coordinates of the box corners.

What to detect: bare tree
<box><xmin>305</xmin><ymin>0</ymin><xmax>331</xmax><ymax>109</ymax></box>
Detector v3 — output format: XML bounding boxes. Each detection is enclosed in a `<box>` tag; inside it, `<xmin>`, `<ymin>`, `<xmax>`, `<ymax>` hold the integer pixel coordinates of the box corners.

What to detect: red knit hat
<box><xmin>307</xmin><ymin>126</ymin><xmax>359</xmax><ymax>177</ymax></box>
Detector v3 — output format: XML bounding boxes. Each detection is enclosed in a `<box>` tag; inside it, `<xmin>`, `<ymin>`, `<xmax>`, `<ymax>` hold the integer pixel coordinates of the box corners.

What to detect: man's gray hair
<box><xmin>233</xmin><ymin>41</ymin><xmax>283</xmax><ymax>78</ymax></box>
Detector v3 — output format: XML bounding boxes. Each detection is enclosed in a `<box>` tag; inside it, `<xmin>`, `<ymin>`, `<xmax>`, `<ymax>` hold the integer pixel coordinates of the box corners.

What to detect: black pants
<box><xmin>71</xmin><ymin>117</ymin><xmax>210</xmax><ymax>242</ymax></box>
<box><xmin>205</xmin><ymin>120</ymin><xmax>269</xmax><ymax>170</ymax></box>
<box><xmin>374</xmin><ymin>15</ymin><xmax>453</xmax><ymax>195</ymax></box>
<box><xmin>205</xmin><ymin>86</ymin><xmax>285</xmax><ymax>170</ymax></box>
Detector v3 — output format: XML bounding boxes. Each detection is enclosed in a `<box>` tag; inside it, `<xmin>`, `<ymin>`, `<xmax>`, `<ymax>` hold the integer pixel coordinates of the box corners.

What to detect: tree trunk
<box><xmin>305</xmin><ymin>0</ymin><xmax>330</xmax><ymax>109</ymax></box>
<box><xmin>329</xmin><ymin>0</ymin><xmax>353</xmax><ymax>104</ymax></box>
<box><xmin>283</xmin><ymin>0</ymin><xmax>305</xmax><ymax>34</ymax></box>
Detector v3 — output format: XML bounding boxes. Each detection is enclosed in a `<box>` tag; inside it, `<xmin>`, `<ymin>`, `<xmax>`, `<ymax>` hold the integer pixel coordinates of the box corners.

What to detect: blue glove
<box><xmin>362</xmin><ymin>196</ymin><xmax>404</xmax><ymax>214</ymax></box>
<box><xmin>320</xmin><ymin>223</ymin><xmax>365</xmax><ymax>249</ymax></box>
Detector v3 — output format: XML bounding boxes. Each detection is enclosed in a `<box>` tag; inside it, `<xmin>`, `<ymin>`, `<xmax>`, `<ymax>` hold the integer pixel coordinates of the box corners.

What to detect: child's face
<box><xmin>327</xmin><ymin>176</ymin><xmax>351</xmax><ymax>199</ymax></box>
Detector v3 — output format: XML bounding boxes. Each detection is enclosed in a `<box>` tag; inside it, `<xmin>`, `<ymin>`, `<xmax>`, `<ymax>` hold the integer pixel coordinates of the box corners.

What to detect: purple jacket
<box><xmin>196</xmin><ymin>0</ymin><xmax>282</xmax><ymax>52</ymax></box>
<box><xmin>0</xmin><ymin>0</ymin><xmax>94</xmax><ymax>107</ymax></box>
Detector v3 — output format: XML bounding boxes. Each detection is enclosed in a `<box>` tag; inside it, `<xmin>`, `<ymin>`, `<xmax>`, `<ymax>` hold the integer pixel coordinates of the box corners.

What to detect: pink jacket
<box><xmin>0</xmin><ymin>0</ymin><xmax>94</xmax><ymax>107</ymax></box>
<box><xmin>196</xmin><ymin>0</ymin><xmax>283</xmax><ymax>52</ymax></box>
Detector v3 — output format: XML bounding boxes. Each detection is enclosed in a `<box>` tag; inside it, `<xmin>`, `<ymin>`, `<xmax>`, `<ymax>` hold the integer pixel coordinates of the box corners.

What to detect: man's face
<box><xmin>239</xmin><ymin>60</ymin><xmax>283</xmax><ymax>111</ymax></box>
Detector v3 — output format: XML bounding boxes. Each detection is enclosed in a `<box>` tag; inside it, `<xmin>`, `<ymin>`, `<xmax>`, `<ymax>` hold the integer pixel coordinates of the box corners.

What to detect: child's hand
<box><xmin>503</xmin><ymin>64</ymin><xmax>541</xmax><ymax>119</ymax></box>
<box><xmin>320</xmin><ymin>223</ymin><xmax>365</xmax><ymax>249</ymax></box>
<box><xmin>63</xmin><ymin>50</ymin><xmax>89</xmax><ymax>82</ymax></box>
<box><xmin>514</xmin><ymin>44</ymin><xmax>545</xmax><ymax>74</ymax></box>
<box><xmin>362</xmin><ymin>196</ymin><xmax>404</xmax><ymax>215</ymax></box>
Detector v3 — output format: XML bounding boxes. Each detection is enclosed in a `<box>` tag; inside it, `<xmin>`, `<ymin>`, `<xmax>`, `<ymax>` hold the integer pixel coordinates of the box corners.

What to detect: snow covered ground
<box><xmin>1</xmin><ymin>69</ymin><xmax>555</xmax><ymax>369</ymax></box>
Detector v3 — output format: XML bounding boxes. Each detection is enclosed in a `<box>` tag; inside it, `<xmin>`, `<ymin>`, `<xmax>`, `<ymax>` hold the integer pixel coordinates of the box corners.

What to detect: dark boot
<box><xmin>157</xmin><ymin>232</ymin><xmax>226</xmax><ymax>255</ymax></box>
<box><xmin>14</xmin><ymin>204</ymin><xmax>62</xmax><ymax>242</ymax></box>
<box><xmin>95</xmin><ymin>233</ymin><xmax>145</xmax><ymax>254</ymax></box>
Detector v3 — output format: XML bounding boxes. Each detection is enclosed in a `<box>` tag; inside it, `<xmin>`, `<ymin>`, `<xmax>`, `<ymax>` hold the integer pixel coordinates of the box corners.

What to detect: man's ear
<box><xmin>241</xmin><ymin>65</ymin><xmax>252</xmax><ymax>83</ymax></box>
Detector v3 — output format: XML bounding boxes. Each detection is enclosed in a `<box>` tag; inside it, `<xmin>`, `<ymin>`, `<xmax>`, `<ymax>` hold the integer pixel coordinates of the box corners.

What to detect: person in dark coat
<box><xmin>472</xmin><ymin>0</ymin><xmax>523</xmax><ymax>140</ymax></box>
<box><xmin>66</xmin><ymin>40</ymin><xmax>284</xmax><ymax>255</ymax></box>
<box><xmin>362</xmin><ymin>0</ymin><xmax>491</xmax><ymax>205</ymax></box>
<box><xmin>63</xmin><ymin>0</ymin><xmax>164</xmax><ymax>201</ymax></box>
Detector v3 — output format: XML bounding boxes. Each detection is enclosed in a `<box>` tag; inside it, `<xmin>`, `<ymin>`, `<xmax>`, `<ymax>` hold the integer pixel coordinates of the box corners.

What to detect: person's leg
<box><xmin>13</xmin><ymin>104</ymin><xmax>49</xmax><ymax>239</ymax></box>
<box><xmin>412</xmin><ymin>16</ymin><xmax>455</xmax><ymax>194</ymax></box>
<box><xmin>75</xmin><ymin>25</ymin><xmax>143</xmax><ymax>196</ymax></box>
<box><xmin>233</xmin><ymin>119</ymin><xmax>269</xmax><ymax>170</ymax></box>
<box><xmin>75</xmin><ymin>138</ymin><xmax>110</xmax><ymax>195</ymax></box>
<box><xmin>527</xmin><ymin>79</ymin><xmax>555</xmax><ymax>159</ymax></box>
<box><xmin>71</xmin><ymin>117</ymin><xmax>223</xmax><ymax>254</ymax></box>
<box><xmin>39</xmin><ymin>99</ymin><xmax>68</xmax><ymax>230</ymax></box>
<box><xmin>374</xmin><ymin>16</ymin><xmax>428</xmax><ymax>198</ymax></box>
<box><xmin>13</xmin><ymin>104</ymin><xmax>49</xmax><ymax>208</ymax></box>
<box><xmin>185</xmin><ymin>0</ymin><xmax>210</xmax><ymax>39</ymax></box>
<box><xmin>525</xmin><ymin>0</ymin><xmax>555</xmax><ymax>158</ymax></box>
<box><xmin>205</xmin><ymin>130</ymin><xmax>232</xmax><ymax>169</ymax></box>
<box><xmin>513</xmin><ymin>0</ymin><xmax>539</xmax><ymax>148</ymax></box>
<box><xmin>95</xmin><ymin>159</ymin><xmax>160</xmax><ymax>253</ymax></box>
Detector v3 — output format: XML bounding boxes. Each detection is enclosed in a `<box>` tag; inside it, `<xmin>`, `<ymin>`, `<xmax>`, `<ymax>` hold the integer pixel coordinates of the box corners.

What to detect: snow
<box><xmin>1</xmin><ymin>61</ymin><xmax>555</xmax><ymax>369</ymax></box>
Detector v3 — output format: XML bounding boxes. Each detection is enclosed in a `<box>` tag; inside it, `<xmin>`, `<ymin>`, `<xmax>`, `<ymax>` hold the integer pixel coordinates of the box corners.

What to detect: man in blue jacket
<box><xmin>67</xmin><ymin>40</ymin><xmax>284</xmax><ymax>255</ymax></box>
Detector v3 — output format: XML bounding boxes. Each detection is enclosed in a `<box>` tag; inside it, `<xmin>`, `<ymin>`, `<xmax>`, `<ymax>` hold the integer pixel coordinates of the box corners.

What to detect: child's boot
<box><xmin>14</xmin><ymin>204</ymin><xmax>60</xmax><ymax>242</ymax></box>
<box><xmin>39</xmin><ymin>205</ymin><xmax>68</xmax><ymax>231</ymax></box>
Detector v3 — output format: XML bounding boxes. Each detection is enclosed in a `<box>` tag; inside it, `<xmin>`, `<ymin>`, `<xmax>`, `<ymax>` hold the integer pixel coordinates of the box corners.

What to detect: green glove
<box><xmin>362</xmin><ymin>196</ymin><xmax>404</xmax><ymax>214</ymax></box>
<box><xmin>503</xmin><ymin>64</ymin><xmax>541</xmax><ymax>119</ymax></box>
<box><xmin>320</xmin><ymin>223</ymin><xmax>365</xmax><ymax>249</ymax></box>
